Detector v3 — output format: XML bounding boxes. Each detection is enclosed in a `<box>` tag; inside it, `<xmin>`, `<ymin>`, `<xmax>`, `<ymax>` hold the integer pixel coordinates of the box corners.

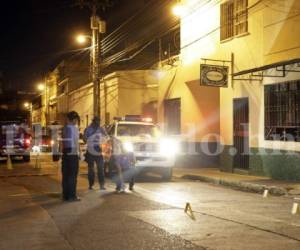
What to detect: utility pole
<box><xmin>44</xmin><ymin>75</ymin><xmax>48</xmax><ymax>128</ymax></box>
<box><xmin>91</xmin><ymin>6</ymin><xmax>101</xmax><ymax>118</ymax></box>
<box><xmin>77</xmin><ymin>0</ymin><xmax>108</xmax><ymax>119</ymax></box>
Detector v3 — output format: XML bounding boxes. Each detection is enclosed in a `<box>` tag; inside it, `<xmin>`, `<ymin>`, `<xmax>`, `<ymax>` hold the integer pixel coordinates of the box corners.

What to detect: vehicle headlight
<box><xmin>159</xmin><ymin>138</ymin><xmax>179</xmax><ymax>156</ymax></box>
<box><xmin>123</xmin><ymin>141</ymin><xmax>134</xmax><ymax>152</ymax></box>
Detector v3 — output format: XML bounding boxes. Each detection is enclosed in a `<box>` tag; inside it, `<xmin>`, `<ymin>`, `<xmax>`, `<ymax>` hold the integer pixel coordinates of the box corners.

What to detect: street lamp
<box><xmin>37</xmin><ymin>83</ymin><xmax>45</xmax><ymax>92</ymax></box>
<box><xmin>24</xmin><ymin>102</ymin><xmax>33</xmax><ymax>126</ymax></box>
<box><xmin>172</xmin><ymin>4</ymin><xmax>186</xmax><ymax>18</ymax></box>
<box><xmin>75</xmin><ymin>30</ymin><xmax>101</xmax><ymax>118</ymax></box>
<box><xmin>76</xmin><ymin>34</ymin><xmax>91</xmax><ymax>45</ymax></box>
<box><xmin>24</xmin><ymin>102</ymin><xmax>30</xmax><ymax>108</ymax></box>
<box><xmin>36</xmin><ymin>80</ymin><xmax>48</xmax><ymax>127</ymax></box>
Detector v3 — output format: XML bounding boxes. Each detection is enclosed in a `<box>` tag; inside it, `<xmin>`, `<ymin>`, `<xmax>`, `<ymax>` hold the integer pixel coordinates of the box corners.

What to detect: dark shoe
<box><xmin>100</xmin><ymin>186</ymin><xmax>106</xmax><ymax>190</ymax></box>
<box><xmin>129</xmin><ymin>186</ymin><xmax>134</xmax><ymax>191</ymax></box>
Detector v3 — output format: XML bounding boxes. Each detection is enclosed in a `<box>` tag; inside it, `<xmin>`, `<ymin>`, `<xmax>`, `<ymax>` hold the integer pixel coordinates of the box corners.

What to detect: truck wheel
<box><xmin>162</xmin><ymin>168</ymin><xmax>172</xmax><ymax>181</ymax></box>
<box><xmin>23</xmin><ymin>154</ymin><xmax>30</xmax><ymax>162</ymax></box>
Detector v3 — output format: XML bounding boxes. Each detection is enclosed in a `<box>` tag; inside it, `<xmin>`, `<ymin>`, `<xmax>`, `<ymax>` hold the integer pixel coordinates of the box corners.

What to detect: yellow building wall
<box><xmin>158</xmin><ymin>0</ymin><xmax>300</xmax><ymax>152</ymax></box>
<box><xmin>67</xmin><ymin>70</ymin><xmax>158</xmax><ymax>130</ymax></box>
<box><xmin>117</xmin><ymin>70</ymin><xmax>158</xmax><ymax>120</ymax></box>
<box><xmin>158</xmin><ymin>64</ymin><xmax>220</xmax><ymax>142</ymax></box>
<box><xmin>68</xmin><ymin>84</ymin><xmax>93</xmax><ymax>131</ymax></box>
<box><xmin>263</xmin><ymin>0</ymin><xmax>300</xmax><ymax>64</ymax></box>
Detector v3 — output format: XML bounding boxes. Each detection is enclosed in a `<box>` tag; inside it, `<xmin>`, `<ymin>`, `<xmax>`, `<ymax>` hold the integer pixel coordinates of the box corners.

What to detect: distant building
<box><xmin>68</xmin><ymin>70</ymin><xmax>158</xmax><ymax>131</ymax></box>
<box><xmin>36</xmin><ymin>57</ymin><xmax>159</xmax><ymax>137</ymax></box>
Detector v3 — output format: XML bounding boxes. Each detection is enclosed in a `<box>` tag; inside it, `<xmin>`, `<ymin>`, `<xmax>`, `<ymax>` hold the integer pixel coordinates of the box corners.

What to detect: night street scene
<box><xmin>1</xmin><ymin>0</ymin><xmax>300</xmax><ymax>249</ymax></box>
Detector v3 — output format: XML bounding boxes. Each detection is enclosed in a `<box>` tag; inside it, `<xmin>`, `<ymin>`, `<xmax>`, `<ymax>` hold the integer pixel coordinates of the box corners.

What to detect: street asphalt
<box><xmin>0</xmin><ymin>156</ymin><xmax>300</xmax><ymax>250</ymax></box>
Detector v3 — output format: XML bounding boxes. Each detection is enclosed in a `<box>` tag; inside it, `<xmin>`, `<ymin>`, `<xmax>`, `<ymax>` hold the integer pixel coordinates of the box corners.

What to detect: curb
<box><xmin>179</xmin><ymin>174</ymin><xmax>288</xmax><ymax>196</ymax></box>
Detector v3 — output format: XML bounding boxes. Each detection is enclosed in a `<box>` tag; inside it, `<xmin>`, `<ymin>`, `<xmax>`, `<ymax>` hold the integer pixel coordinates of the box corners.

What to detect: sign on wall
<box><xmin>200</xmin><ymin>64</ymin><xmax>229</xmax><ymax>87</ymax></box>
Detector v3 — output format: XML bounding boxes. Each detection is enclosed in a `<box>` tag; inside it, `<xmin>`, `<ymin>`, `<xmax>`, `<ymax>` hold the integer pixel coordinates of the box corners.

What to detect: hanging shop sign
<box><xmin>200</xmin><ymin>64</ymin><xmax>229</xmax><ymax>87</ymax></box>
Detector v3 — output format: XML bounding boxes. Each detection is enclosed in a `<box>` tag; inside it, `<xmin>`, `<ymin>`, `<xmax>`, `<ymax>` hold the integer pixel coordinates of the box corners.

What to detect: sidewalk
<box><xmin>173</xmin><ymin>167</ymin><xmax>300</xmax><ymax>196</ymax></box>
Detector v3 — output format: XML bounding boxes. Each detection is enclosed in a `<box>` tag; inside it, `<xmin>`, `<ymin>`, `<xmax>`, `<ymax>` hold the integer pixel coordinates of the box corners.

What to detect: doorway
<box><xmin>164</xmin><ymin>98</ymin><xmax>181</xmax><ymax>135</ymax></box>
<box><xmin>233</xmin><ymin>98</ymin><xmax>249</xmax><ymax>170</ymax></box>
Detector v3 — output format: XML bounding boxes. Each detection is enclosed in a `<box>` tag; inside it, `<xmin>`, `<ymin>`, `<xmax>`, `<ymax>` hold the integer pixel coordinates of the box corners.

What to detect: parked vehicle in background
<box><xmin>0</xmin><ymin>121</ymin><xmax>31</xmax><ymax>162</ymax></box>
<box><xmin>37</xmin><ymin>135</ymin><xmax>53</xmax><ymax>152</ymax></box>
<box><xmin>105</xmin><ymin>115</ymin><xmax>180</xmax><ymax>180</ymax></box>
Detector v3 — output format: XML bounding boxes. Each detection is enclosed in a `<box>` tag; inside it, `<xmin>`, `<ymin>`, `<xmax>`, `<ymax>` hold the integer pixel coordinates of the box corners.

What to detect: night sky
<box><xmin>0</xmin><ymin>0</ymin><xmax>176</xmax><ymax>92</ymax></box>
<box><xmin>0</xmin><ymin>0</ymin><xmax>124</xmax><ymax>91</ymax></box>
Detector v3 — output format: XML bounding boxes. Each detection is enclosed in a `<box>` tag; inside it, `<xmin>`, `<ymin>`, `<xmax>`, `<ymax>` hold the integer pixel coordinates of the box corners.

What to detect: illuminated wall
<box><xmin>158</xmin><ymin>0</ymin><xmax>300</xmax><ymax>153</ymax></box>
<box><xmin>68</xmin><ymin>70</ymin><xmax>158</xmax><ymax>131</ymax></box>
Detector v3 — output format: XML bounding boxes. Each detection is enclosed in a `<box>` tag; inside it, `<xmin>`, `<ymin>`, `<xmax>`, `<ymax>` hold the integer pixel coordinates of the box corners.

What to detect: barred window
<box><xmin>220</xmin><ymin>0</ymin><xmax>248</xmax><ymax>41</ymax></box>
<box><xmin>265</xmin><ymin>81</ymin><xmax>300</xmax><ymax>142</ymax></box>
<box><xmin>220</xmin><ymin>1</ymin><xmax>234</xmax><ymax>40</ymax></box>
<box><xmin>234</xmin><ymin>0</ymin><xmax>248</xmax><ymax>36</ymax></box>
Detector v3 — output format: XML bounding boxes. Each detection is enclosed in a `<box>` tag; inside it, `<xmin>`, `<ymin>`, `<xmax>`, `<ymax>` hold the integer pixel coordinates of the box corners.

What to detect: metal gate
<box><xmin>164</xmin><ymin>98</ymin><xmax>181</xmax><ymax>135</ymax></box>
<box><xmin>233</xmin><ymin>98</ymin><xmax>249</xmax><ymax>170</ymax></box>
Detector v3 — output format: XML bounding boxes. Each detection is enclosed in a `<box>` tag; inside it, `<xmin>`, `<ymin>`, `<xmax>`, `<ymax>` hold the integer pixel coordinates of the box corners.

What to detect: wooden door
<box><xmin>233</xmin><ymin>98</ymin><xmax>249</xmax><ymax>170</ymax></box>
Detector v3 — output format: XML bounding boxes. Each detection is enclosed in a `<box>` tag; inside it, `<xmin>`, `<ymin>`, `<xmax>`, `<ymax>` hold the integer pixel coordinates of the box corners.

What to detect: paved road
<box><xmin>0</xmin><ymin>157</ymin><xmax>300</xmax><ymax>250</ymax></box>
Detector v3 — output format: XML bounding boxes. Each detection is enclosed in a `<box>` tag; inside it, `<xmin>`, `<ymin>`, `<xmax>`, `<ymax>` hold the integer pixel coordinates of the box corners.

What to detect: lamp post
<box><xmin>76</xmin><ymin>1</ymin><xmax>107</xmax><ymax>120</ymax></box>
<box><xmin>76</xmin><ymin>29</ymin><xmax>100</xmax><ymax>118</ymax></box>
<box><xmin>36</xmin><ymin>82</ymin><xmax>47</xmax><ymax>127</ymax></box>
<box><xmin>24</xmin><ymin>102</ymin><xmax>33</xmax><ymax>126</ymax></box>
<box><xmin>76</xmin><ymin>15</ymin><xmax>105</xmax><ymax>119</ymax></box>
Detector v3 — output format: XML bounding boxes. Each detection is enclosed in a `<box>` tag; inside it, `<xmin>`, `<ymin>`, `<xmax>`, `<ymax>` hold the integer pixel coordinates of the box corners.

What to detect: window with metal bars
<box><xmin>220</xmin><ymin>0</ymin><xmax>248</xmax><ymax>41</ymax></box>
<box><xmin>265</xmin><ymin>80</ymin><xmax>300</xmax><ymax>142</ymax></box>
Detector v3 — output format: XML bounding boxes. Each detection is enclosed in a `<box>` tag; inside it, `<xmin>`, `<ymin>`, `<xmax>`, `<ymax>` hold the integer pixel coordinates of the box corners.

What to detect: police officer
<box><xmin>84</xmin><ymin>116</ymin><xmax>107</xmax><ymax>190</ymax></box>
<box><xmin>61</xmin><ymin>111</ymin><xmax>80</xmax><ymax>202</ymax></box>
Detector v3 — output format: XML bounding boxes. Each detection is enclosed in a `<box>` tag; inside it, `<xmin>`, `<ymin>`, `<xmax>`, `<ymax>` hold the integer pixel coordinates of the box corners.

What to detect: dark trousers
<box><xmin>62</xmin><ymin>153</ymin><xmax>79</xmax><ymax>200</ymax></box>
<box><xmin>87</xmin><ymin>153</ymin><xmax>105</xmax><ymax>187</ymax></box>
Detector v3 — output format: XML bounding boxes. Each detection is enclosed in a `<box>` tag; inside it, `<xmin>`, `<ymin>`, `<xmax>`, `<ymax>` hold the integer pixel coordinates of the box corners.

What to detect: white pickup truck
<box><xmin>106</xmin><ymin>116</ymin><xmax>179</xmax><ymax>180</ymax></box>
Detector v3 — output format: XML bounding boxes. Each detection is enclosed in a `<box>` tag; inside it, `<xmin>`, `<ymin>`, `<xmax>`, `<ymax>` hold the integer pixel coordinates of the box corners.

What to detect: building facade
<box><xmin>68</xmin><ymin>70</ymin><xmax>158</xmax><ymax>133</ymax></box>
<box><xmin>158</xmin><ymin>0</ymin><xmax>300</xmax><ymax>180</ymax></box>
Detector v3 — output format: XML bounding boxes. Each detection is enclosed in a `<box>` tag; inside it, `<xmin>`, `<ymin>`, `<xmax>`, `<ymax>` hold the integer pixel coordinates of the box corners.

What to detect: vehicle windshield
<box><xmin>117</xmin><ymin>124</ymin><xmax>160</xmax><ymax>137</ymax></box>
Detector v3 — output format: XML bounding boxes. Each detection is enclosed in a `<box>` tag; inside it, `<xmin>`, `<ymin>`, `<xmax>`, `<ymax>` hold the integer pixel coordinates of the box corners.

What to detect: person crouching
<box><xmin>110</xmin><ymin>137</ymin><xmax>135</xmax><ymax>193</ymax></box>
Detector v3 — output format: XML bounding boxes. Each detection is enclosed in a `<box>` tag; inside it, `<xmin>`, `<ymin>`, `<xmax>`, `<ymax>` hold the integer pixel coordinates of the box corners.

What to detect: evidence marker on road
<box><xmin>184</xmin><ymin>202</ymin><xmax>196</xmax><ymax>220</ymax></box>
<box><xmin>34</xmin><ymin>152</ymin><xmax>41</xmax><ymax>169</ymax></box>
<box><xmin>291</xmin><ymin>198</ymin><xmax>300</xmax><ymax>215</ymax></box>
<box><xmin>7</xmin><ymin>155</ymin><xmax>13</xmax><ymax>170</ymax></box>
<box><xmin>263</xmin><ymin>189</ymin><xmax>269</xmax><ymax>198</ymax></box>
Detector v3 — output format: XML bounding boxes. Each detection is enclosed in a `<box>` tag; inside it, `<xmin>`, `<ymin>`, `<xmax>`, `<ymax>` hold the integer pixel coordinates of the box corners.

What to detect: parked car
<box><xmin>36</xmin><ymin>135</ymin><xmax>53</xmax><ymax>152</ymax></box>
<box><xmin>0</xmin><ymin>121</ymin><xmax>31</xmax><ymax>162</ymax></box>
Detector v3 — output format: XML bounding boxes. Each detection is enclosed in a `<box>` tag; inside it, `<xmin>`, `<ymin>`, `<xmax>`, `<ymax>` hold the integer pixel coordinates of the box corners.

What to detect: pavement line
<box><xmin>133</xmin><ymin>185</ymin><xmax>300</xmax><ymax>243</ymax></box>
<box><xmin>7</xmin><ymin>192</ymin><xmax>61</xmax><ymax>199</ymax></box>
<box><xmin>0</xmin><ymin>173</ymin><xmax>55</xmax><ymax>178</ymax></box>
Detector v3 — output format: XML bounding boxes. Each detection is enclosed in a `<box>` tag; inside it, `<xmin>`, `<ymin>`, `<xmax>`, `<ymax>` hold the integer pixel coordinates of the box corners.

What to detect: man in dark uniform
<box><xmin>83</xmin><ymin>116</ymin><xmax>107</xmax><ymax>190</ymax></box>
<box><xmin>61</xmin><ymin>111</ymin><xmax>80</xmax><ymax>202</ymax></box>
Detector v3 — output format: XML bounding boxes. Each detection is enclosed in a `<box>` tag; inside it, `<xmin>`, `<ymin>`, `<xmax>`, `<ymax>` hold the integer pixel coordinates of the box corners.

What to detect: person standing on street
<box><xmin>61</xmin><ymin>111</ymin><xmax>81</xmax><ymax>202</ymax></box>
<box><xmin>83</xmin><ymin>116</ymin><xmax>107</xmax><ymax>190</ymax></box>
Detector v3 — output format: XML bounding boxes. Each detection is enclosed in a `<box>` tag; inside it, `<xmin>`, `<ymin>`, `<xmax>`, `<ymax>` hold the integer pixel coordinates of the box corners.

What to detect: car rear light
<box><xmin>25</xmin><ymin>138</ymin><xmax>31</xmax><ymax>146</ymax></box>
